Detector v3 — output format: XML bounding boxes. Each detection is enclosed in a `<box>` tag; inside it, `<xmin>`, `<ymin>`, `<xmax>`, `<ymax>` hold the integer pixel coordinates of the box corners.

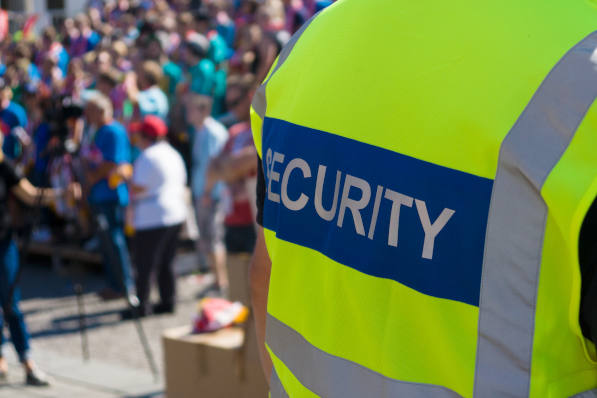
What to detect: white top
<box><xmin>132</xmin><ymin>141</ymin><xmax>188</xmax><ymax>230</ymax></box>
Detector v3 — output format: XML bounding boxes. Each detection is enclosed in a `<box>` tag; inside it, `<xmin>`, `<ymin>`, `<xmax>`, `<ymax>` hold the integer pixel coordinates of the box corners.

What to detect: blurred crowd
<box><xmin>0</xmin><ymin>0</ymin><xmax>334</xmax><ymax>317</ymax></box>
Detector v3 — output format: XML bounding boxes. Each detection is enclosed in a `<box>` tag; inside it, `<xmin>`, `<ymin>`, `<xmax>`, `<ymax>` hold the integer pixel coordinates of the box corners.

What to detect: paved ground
<box><xmin>0</xmin><ymin>251</ymin><xmax>214</xmax><ymax>398</ymax></box>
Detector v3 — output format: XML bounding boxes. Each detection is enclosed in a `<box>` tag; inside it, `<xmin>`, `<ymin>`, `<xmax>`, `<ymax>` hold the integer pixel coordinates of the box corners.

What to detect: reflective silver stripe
<box><xmin>267</xmin><ymin>314</ymin><xmax>462</xmax><ymax>398</ymax></box>
<box><xmin>573</xmin><ymin>390</ymin><xmax>597</xmax><ymax>398</ymax></box>
<box><xmin>251</xmin><ymin>11</ymin><xmax>322</xmax><ymax>120</ymax></box>
<box><xmin>270</xmin><ymin>367</ymin><xmax>289</xmax><ymax>398</ymax></box>
<box><xmin>474</xmin><ymin>31</ymin><xmax>597</xmax><ymax>397</ymax></box>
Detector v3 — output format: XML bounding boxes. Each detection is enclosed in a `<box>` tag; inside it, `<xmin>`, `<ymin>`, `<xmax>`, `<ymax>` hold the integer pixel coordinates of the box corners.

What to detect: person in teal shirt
<box><xmin>185</xmin><ymin>35</ymin><xmax>216</xmax><ymax>96</ymax></box>
<box><xmin>193</xmin><ymin>8</ymin><xmax>233</xmax><ymax>65</ymax></box>
<box><xmin>143</xmin><ymin>35</ymin><xmax>183</xmax><ymax>104</ymax></box>
<box><xmin>163</xmin><ymin>61</ymin><xmax>183</xmax><ymax>99</ymax></box>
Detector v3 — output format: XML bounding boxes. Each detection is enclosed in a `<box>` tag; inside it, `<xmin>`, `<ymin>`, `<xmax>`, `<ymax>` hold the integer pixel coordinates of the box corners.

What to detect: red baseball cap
<box><xmin>134</xmin><ymin>115</ymin><xmax>168</xmax><ymax>139</ymax></box>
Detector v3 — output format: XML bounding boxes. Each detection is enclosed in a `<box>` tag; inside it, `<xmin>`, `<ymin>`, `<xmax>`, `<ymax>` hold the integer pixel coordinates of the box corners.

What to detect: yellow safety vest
<box><xmin>251</xmin><ymin>1</ymin><xmax>597</xmax><ymax>396</ymax></box>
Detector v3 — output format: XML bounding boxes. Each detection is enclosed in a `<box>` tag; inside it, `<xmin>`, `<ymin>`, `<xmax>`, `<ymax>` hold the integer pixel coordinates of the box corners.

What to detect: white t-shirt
<box><xmin>132</xmin><ymin>141</ymin><xmax>188</xmax><ymax>230</ymax></box>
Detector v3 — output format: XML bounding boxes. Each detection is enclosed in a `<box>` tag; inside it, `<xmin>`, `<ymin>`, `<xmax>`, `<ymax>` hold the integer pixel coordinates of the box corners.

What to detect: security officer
<box><xmin>249</xmin><ymin>1</ymin><xmax>597</xmax><ymax>397</ymax></box>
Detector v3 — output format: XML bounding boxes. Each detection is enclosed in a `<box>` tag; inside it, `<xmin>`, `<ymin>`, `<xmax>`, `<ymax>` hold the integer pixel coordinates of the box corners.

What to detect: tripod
<box><xmin>70</xmin><ymin>150</ymin><xmax>159</xmax><ymax>380</ymax></box>
<box><xmin>90</xmin><ymin>204</ymin><xmax>159</xmax><ymax>380</ymax></box>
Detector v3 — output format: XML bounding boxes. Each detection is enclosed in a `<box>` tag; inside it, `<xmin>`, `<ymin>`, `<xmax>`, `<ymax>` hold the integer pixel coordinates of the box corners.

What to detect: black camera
<box><xmin>47</xmin><ymin>96</ymin><xmax>84</xmax><ymax>155</ymax></box>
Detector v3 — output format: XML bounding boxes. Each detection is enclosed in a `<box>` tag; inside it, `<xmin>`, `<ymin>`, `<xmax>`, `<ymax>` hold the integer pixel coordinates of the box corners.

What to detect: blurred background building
<box><xmin>1</xmin><ymin>0</ymin><xmax>85</xmax><ymax>35</ymax></box>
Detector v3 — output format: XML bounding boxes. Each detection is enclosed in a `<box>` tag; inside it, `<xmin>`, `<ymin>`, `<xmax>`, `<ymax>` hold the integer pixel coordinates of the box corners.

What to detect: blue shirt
<box><xmin>1</xmin><ymin>102</ymin><xmax>27</xmax><ymax>159</ymax></box>
<box><xmin>191</xmin><ymin>117</ymin><xmax>228</xmax><ymax>199</ymax></box>
<box><xmin>316</xmin><ymin>0</ymin><xmax>333</xmax><ymax>11</ymax></box>
<box><xmin>89</xmin><ymin>121</ymin><xmax>131</xmax><ymax>206</ymax></box>
<box><xmin>216</xmin><ymin>22</ymin><xmax>236</xmax><ymax>50</ymax></box>
<box><xmin>209</xmin><ymin>33</ymin><xmax>231</xmax><ymax>65</ymax></box>
<box><xmin>57</xmin><ymin>47</ymin><xmax>70</xmax><ymax>76</ymax></box>
<box><xmin>137</xmin><ymin>86</ymin><xmax>169</xmax><ymax>121</ymax></box>
<box><xmin>28</xmin><ymin>64</ymin><xmax>41</xmax><ymax>84</ymax></box>
<box><xmin>33</xmin><ymin>122</ymin><xmax>51</xmax><ymax>174</ymax></box>
<box><xmin>87</xmin><ymin>30</ymin><xmax>101</xmax><ymax>52</ymax></box>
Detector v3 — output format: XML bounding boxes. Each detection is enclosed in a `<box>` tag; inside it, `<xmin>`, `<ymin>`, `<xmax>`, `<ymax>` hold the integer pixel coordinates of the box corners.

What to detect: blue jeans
<box><xmin>0</xmin><ymin>237</ymin><xmax>30</xmax><ymax>362</ymax></box>
<box><xmin>92</xmin><ymin>203</ymin><xmax>134</xmax><ymax>295</ymax></box>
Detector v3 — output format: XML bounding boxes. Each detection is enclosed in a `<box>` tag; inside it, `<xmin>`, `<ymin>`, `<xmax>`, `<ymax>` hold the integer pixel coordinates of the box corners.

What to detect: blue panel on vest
<box><xmin>262</xmin><ymin>118</ymin><xmax>493</xmax><ymax>307</ymax></box>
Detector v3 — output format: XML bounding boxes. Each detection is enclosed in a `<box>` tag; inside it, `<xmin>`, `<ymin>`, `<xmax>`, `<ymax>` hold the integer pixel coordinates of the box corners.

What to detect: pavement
<box><xmin>0</xmin><ymin>251</ymin><xmax>213</xmax><ymax>398</ymax></box>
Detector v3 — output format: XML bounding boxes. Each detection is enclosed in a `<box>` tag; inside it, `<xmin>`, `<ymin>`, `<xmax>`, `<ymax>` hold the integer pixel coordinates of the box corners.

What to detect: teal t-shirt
<box><xmin>212</xmin><ymin>68</ymin><xmax>228</xmax><ymax>117</ymax></box>
<box><xmin>208</xmin><ymin>33</ymin><xmax>231</xmax><ymax>65</ymax></box>
<box><xmin>163</xmin><ymin>61</ymin><xmax>183</xmax><ymax>99</ymax></box>
<box><xmin>189</xmin><ymin>59</ymin><xmax>216</xmax><ymax>96</ymax></box>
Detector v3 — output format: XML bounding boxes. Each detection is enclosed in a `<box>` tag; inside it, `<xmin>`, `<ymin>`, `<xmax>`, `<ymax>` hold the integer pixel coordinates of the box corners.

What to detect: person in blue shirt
<box><xmin>187</xmin><ymin>94</ymin><xmax>229</xmax><ymax>295</ymax></box>
<box><xmin>83</xmin><ymin>93</ymin><xmax>135</xmax><ymax>302</ymax></box>
<box><xmin>0</xmin><ymin>79</ymin><xmax>29</xmax><ymax>160</ymax></box>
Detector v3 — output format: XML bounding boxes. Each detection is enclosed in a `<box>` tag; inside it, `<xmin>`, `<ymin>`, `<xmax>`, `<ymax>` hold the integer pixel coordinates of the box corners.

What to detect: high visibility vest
<box><xmin>250</xmin><ymin>1</ymin><xmax>597</xmax><ymax>396</ymax></box>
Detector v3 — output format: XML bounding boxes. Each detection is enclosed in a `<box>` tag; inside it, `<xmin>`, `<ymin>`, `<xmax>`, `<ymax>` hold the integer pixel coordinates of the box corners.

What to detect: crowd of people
<box><xmin>0</xmin><ymin>0</ymin><xmax>334</xmax><ymax>385</ymax></box>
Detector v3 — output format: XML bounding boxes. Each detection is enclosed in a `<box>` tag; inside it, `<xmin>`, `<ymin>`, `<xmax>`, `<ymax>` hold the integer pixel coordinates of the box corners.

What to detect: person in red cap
<box><xmin>121</xmin><ymin>115</ymin><xmax>187</xmax><ymax>319</ymax></box>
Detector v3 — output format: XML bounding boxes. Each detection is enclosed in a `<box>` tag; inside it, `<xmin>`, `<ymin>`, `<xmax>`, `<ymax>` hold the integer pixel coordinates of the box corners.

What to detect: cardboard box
<box><xmin>226</xmin><ymin>254</ymin><xmax>252</xmax><ymax>305</ymax></box>
<box><xmin>163</xmin><ymin>321</ymin><xmax>268</xmax><ymax>398</ymax></box>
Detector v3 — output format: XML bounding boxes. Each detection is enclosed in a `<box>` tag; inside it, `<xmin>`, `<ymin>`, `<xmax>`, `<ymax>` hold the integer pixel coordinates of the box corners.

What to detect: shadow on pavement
<box><xmin>23</xmin><ymin>308</ymin><xmax>124</xmax><ymax>339</ymax></box>
<box><xmin>19</xmin><ymin>262</ymin><xmax>105</xmax><ymax>301</ymax></box>
<box><xmin>123</xmin><ymin>392</ymin><xmax>164</xmax><ymax>398</ymax></box>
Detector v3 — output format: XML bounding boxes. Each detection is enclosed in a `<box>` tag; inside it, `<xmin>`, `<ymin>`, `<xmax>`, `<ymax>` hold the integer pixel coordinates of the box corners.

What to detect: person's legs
<box><xmin>95</xmin><ymin>204</ymin><xmax>125</xmax><ymax>293</ymax></box>
<box><xmin>196</xmin><ymin>200</ymin><xmax>228</xmax><ymax>293</ymax></box>
<box><xmin>155</xmin><ymin>224</ymin><xmax>182</xmax><ymax>312</ymax></box>
<box><xmin>133</xmin><ymin>228</ymin><xmax>160</xmax><ymax>315</ymax></box>
<box><xmin>0</xmin><ymin>238</ymin><xmax>30</xmax><ymax>364</ymax></box>
<box><xmin>133</xmin><ymin>226</ymin><xmax>178</xmax><ymax>315</ymax></box>
<box><xmin>212</xmin><ymin>202</ymin><xmax>228</xmax><ymax>294</ymax></box>
<box><xmin>0</xmin><ymin>237</ymin><xmax>48</xmax><ymax>385</ymax></box>
<box><xmin>94</xmin><ymin>203</ymin><xmax>135</xmax><ymax>297</ymax></box>
<box><xmin>193</xmin><ymin>201</ymin><xmax>209</xmax><ymax>274</ymax></box>
<box><xmin>109</xmin><ymin>205</ymin><xmax>135</xmax><ymax>296</ymax></box>
<box><xmin>0</xmin><ymin>239</ymin><xmax>10</xmax><ymax>377</ymax></box>
<box><xmin>212</xmin><ymin>242</ymin><xmax>227</xmax><ymax>294</ymax></box>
